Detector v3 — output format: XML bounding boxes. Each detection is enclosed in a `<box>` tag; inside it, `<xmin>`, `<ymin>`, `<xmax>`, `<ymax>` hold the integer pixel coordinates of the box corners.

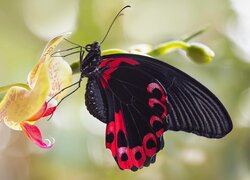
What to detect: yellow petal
<box><xmin>46</xmin><ymin>57</ymin><xmax>72</xmax><ymax>101</ymax></box>
<box><xmin>28</xmin><ymin>33</ymin><xmax>71</xmax><ymax>88</ymax></box>
<box><xmin>40</xmin><ymin>32</ymin><xmax>71</xmax><ymax>63</ymax></box>
<box><xmin>0</xmin><ymin>83</ymin><xmax>30</xmax><ymax>94</ymax></box>
<box><xmin>0</xmin><ymin>83</ymin><xmax>30</xmax><ymax>102</ymax></box>
<box><xmin>0</xmin><ymin>63</ymin><xmax>50</xmax><ymax>130</ymax></box>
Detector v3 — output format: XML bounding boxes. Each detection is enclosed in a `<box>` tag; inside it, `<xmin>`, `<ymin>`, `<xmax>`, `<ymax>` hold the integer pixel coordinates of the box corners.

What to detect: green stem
<box><xmin>147</xmin><ymin>41</ymin><xmax>189</xmax><ymax>56</ymax></box>
<box><xmin>101</xmin><ymin>49</ymin><xmax>128</xmax><ymax>55</ymax></box>
<box><xmin>182</xmin><ymin>26</ymin><xmax>209</xmax><ymax>42</ymax></box>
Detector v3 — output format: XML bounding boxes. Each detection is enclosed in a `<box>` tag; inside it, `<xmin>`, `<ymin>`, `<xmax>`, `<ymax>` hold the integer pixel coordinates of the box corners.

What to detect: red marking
<box><xmin>148</xmin><ymin>98</ymin><xmax>167</xmax><ymax>118</ymax></box>
<box><xmin>154</xmin><ymin>128</ymin><xmax>164</xmax><ymax>138</ymax></box>
<box><xmin>147</xmin><ymin>82</ymin><xmax>166</xmax><ymax>102</ymax></box>
<box><xmin>147</xmin><ymin>82</ymin><xmax>167</xmax><ymax>136</ymax></box>
<box><xmin>99</xmin><ymin>57</ymin><xmax>139</xmax><ymax>68</ymax></box>
<box><xmin>102</xmin><ymin>68</ymin><xmax>116</xmax><ymax>82</ymax></box>
<box><xmin>143</xmin><ymin>133</ymin><xmax>157</xmax><ymax>157</ymax></box>
<box><xmin>106</xmin><ymin>110</ymin><xmax>155</xmax><ymax>170</ymax></box>
<box><xmin>99</xmin><ymin>57</ymin><xmax>140</xmax><ymax>89</ymax></box>
<box><xmin>149</xmin><ymin>115</ymin><xmax>162</xmax><ymax>126</ymax></box>
<box><xmin>99</xmin><ymin>59</ymin><xmax>113</xmax><ymax>68</ymax></box>
<box><xmin>117</xmin><ymin>147</ymin><xmax>133</xmax><ymax>170</ymax></box>
<box><xmin>100</xmin><ymin>78</ymin><xmax>107</xmax><ymax>89</ymax></box>
<box><xmin>106</xmin><ymin>121</ymin><xmax>116</xmax><ymax>156</ymax></box>
<box><xmin>106</xmin><ymin>111</ymin><xmax>127</xmax><ymax>157</ymax></box>
<box><xmin>131</xmin><ymin>146</ymin><xmax>146</xmax><ymax>168</ymax></box>
<box><xmin>114</xmin><ymin>110</ymin><xmax>126</xmax><ymax>134</ymax></box>
<box><xmin>156</xmin><ymin>128</ymin><xmax>164</xmax><ymax>138</ymax></box>
<box><xmin>149</xmin><ymin>116</ymin><xmax>164</xmax><ymax>137</ymax></box>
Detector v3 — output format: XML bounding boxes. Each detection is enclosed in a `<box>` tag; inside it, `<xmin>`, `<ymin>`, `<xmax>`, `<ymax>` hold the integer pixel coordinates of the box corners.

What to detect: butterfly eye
<box><xmin>85</xmin><ymin>44</ymin><xmax>92</xmax><ymax>51</ymax></box>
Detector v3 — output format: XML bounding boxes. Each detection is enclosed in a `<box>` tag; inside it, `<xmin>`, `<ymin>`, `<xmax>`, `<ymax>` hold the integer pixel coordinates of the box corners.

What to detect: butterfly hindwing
<box><xmin>98</xmin><ymin>57</ymin><xmax>166</xmax><ymax>170</ymax></box>
<box><xmin>90</xmin><ymin>53</ymin><xmax>232</xmax><ymax>170</ymax></box>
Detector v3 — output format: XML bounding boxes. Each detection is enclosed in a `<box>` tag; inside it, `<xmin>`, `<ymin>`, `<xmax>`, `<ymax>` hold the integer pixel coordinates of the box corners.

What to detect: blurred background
<box><xmin>0</xmin><ymin>0</ymin><xmax>250</xmax><ymax>179</ymax></box>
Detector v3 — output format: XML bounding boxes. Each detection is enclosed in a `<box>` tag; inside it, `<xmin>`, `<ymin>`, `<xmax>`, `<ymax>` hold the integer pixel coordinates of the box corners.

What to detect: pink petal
<box><xmin>20</xmin><ymin>122</ymin><xmax>54</xmax><ymax>148</ymax></box>
<box><xmin>42</xmin><ymin>106</ymin><xmax>57</xmax><ymax>117</ymax></box>
<box><xmin>42</xmin><ymin>98</ymin><xmax>58</xmax><ymax>117</ymax></box>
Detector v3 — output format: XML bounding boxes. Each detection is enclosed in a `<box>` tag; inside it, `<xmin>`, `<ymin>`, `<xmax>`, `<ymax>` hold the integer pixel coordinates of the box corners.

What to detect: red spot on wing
<box><xmin>148</xmin><ymin>98</ymin><xmax>167</xmax><ymax>118</ymax></box>
<box><xmin>106</xmin><ymin>110</ymin><xmax>127</xmax><ymax>157</ymax></box>
<box><xmin>143</xmin><ymin>133</ymin><xmax>157</xmax><ymax>157</ymax></box>
<box><xmin>106</xmin><ymin>121</ymin><xmax>116</xmax><ymax>155</ymax></box>
<box><xmin>131</xmin><ymin>146</ymin><xmax>146</xmax><ymax>168</ymax></box>
<box><xmin>147</xmin><ymin>82</ymin><xmax>168</xmax><ymax>138</ymax></box>
<box><xmin>117</xmin><ymin>147</ymin><xmax>133</xmax><ymax>169</ymax></box>
<box><xmin>115</xmin><ymin>110</ymin><xmax>127</xmax><ymax>134</ymax></box>
<box><xmin>149</xmin><ymin>115</ymin><xmax>163</xmax><ymax>126</ymax></box>
<box><xmin>149</xmin><ymin>116</ymin><xmax>164</xmax><ymax>137</ymax></box>
<box><xmin>147</xmin><ymin>82</ymin><xmax>166</xmax><ymax>102</ymax></box>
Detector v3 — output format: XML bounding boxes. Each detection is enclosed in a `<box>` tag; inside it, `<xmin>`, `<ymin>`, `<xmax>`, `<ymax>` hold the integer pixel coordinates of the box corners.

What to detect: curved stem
<box><xmin>182</xmin><ymin>26</ymin><xmax>209</xmax><ymax>42</ymax></box>
<box><xmin>101</xmin><ymin>49</ymin><xmax>128</xmax><ymax>55</ymax></box>
<box><xmin>147</xmin><ymin>41</ymin><xmax>189</xmax><ymax>56</ymax></box>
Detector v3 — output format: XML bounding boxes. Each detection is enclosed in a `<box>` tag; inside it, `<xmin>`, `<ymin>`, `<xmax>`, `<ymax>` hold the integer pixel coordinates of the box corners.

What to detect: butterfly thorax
<box><xmin>80</xmin><ymin>41</ymin><xmax>102</xmax><ymax>78</ymax></box>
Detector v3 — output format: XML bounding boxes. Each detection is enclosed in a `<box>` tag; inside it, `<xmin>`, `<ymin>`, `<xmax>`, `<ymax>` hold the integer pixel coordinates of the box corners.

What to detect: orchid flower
<box><xmin>0</xmin><ymin>34</ymin><xmax>72</xmax><ymax>148</ymax></box>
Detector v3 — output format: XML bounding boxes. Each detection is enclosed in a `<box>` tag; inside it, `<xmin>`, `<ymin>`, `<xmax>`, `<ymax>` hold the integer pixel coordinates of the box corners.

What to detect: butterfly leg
<box><xmin>47</xmin><ymin>48</ymin><xmax>85</xmax><ymax>120</ymax></box>
<box><xmin>55</xmin><ymin>80</ymin><xmax>82</xmax><ymax>107</ymax></box>
<box><xmin>47</xmin><ymin>80</ymin><xmax>81</xmax><ymax>104</ymax></box>
<box><xmin>47</xmin><ymin>79</ymin><xmax>82</xmax><ymax>120</ymax></box>
<box><xmin>51</xmin><ymin>50</ymin><xmax>82</xmax><ymax>58</ymax></box>
<box><xmin>51</xmin><ymin>38</ymin><xmax>84</xmax><ymax>58</ymax></box>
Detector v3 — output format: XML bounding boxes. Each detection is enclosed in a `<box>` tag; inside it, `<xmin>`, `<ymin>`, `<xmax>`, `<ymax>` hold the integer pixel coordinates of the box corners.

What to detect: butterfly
<box><xmin>53</xmin><ymin>6</ymin><xmax>233</xmax><ymax>171</ymax></box>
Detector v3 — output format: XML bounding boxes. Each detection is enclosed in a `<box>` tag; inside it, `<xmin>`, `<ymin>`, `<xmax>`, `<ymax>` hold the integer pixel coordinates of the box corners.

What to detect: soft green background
<box><xmin>0</xmin><ymin>0</ymin><xmax>250</xmax><ymax>180</ymax></box>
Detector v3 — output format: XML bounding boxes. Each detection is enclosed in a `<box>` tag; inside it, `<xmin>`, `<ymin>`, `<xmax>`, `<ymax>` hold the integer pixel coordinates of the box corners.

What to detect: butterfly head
<box><xmin>85</xmin><ymin>41</ymin><xmax>101</xmax><ymax>52</ymax></box>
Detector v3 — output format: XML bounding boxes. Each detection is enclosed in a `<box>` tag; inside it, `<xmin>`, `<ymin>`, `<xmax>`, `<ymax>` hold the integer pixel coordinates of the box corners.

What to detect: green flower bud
<box><xmin>186</xmin><ymin>43</ymin><xmax>214</xmax><ymax>64</ymax></box>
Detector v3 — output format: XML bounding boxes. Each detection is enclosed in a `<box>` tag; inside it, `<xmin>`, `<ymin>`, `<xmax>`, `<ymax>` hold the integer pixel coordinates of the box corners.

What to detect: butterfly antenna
<box><xmin>100</xmin><ymin>5</ymin><xmax>131</xmax><ymax>44</ymax></box>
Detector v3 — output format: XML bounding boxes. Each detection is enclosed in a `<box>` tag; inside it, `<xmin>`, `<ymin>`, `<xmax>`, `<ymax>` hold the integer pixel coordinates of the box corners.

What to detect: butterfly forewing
<box><xmin>130</xmin><ymin>54</ymin><xmax>233</xmax><ymax>138</ymax></box>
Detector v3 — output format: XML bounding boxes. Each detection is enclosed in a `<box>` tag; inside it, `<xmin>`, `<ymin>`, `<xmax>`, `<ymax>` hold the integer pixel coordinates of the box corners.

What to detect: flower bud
<box><xmin>186</xmin><ymin>43</ymin><xmax>214</xmax><ymax>64</ymax></box>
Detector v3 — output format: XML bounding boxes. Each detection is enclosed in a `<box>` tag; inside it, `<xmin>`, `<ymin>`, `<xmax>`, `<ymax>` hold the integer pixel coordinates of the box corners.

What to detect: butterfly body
<box><xmin>85</xmin><ymin>77</ymin><xmax>108</xmax><ymax>123</ymax></box>
<box><xmin>75</xmin><ymin>41</ymin><xmax>232</xmax><ymax>171</ymax></box>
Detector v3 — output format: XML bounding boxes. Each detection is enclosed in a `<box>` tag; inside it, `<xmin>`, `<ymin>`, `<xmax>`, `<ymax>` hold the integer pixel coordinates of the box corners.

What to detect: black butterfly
<box><xmin>53</xmin><ymin>6</ymin><xmax>232</xmax><ymax>171</ymax></box>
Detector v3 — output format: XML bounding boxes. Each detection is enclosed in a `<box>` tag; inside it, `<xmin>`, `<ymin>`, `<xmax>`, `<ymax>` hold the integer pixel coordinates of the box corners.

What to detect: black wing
<box><xmin>92</xmin><ymin>54</ymin><xmax>232</xmax><ymax>170</ymax></box>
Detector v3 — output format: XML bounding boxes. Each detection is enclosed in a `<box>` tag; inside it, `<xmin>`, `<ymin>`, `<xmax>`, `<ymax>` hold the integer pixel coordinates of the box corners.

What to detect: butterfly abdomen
<box><xmin>85</xmin><ymin>77</ymin><xmax>108</xmax><ymax>123</ymax></box>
